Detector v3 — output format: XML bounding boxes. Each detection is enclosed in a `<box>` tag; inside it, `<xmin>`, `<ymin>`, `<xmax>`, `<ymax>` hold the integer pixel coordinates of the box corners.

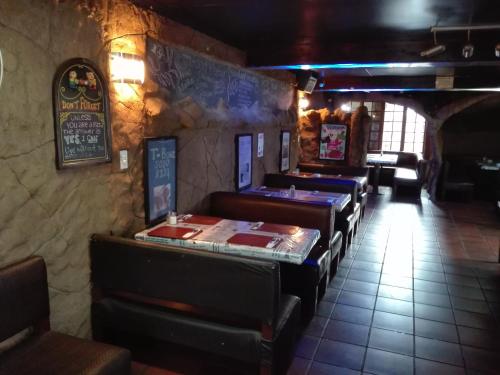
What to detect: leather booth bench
<box><xmin>0</xmin><ymin>256</ymin><xmax>130</xmax><ymax>375</ymax></box>
<box><xmin>367</xmin><ymin>151</ymin><xmax>423</xmax><ymax>187</ymax></box>
<box><xmin>263</xmin><ymin>173</ymin><xmax>360</xmax><ymax>257</ymax></box>
<box><xmin>90</xmin><ymin>234</ymin><xmax>301</xmax><ymax>375</ymax></box>
<box><xmin>393</xmin><ymin>167</ymin><xmax>422</xmax><ymax>198</ymax></box>
<box><xmin>209</xmin><ymin>191</ymin><xmax>342</xmax><ymax>321</ymax></box>
<box><xmin>298</xmin><ymin>162</ymin><xmax>369</xmax><ymax>218</ymax></box>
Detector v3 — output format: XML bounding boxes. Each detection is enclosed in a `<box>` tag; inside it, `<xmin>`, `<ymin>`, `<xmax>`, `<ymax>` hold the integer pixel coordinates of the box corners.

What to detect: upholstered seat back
<box><xmin>263</xmin><ymin>173</ymin><xmax>358</xmax><ymax>215</ymax></box>
<box><xmin>298</xmin><ymin>162</ymin><xmax>369</xmax><ymax>178</ymax></box>
<box><xmin>209</xmin><ymin>191</ymin><xmax>334</xmax><ymax>247</ymax></box>
<box><xmin>0</xmin><ymin>257</ymin><xmax>50</xmax><ymax>342</ymax></box>
<box><xmin>90</xmin><ymin>234</ymin><xmax>281</xmax><ymax>327</ymax></box>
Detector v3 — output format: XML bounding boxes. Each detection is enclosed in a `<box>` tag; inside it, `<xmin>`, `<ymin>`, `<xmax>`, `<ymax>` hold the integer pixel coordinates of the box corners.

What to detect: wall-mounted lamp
<box><xmin>110</xmin><ymin>52</ymin><xmax>145</xmax><ymax>84</ymax></box>
<box><xmin>298</xmin><ymin>97</ymin><xmax>310</xmax><ymax>110</ymax></box>
<box><xmin>340</xmin><ymin>103</ymin><xmax>351</xmax><ymax>112</ymax></box>
<box><xmin>495</xmin><ymin>43</ymin><xmax>500</xmax><ymax>58</ymax></box>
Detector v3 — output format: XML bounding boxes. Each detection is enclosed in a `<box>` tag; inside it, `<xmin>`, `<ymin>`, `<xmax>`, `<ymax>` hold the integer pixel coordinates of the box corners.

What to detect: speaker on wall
<box><xmin>296</xmin><ymin>70</ymin><xmax>319</xmax><ymax>93</ymax></box>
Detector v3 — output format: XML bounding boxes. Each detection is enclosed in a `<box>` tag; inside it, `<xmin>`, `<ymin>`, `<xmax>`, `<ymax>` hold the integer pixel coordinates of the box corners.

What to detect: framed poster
<box><xmin>280</xmin><ymin>130</ymin><xmax>291</xmax><ymax>172</ymax></box>
<box><xmin>257</xmin><ymin>133</ymin><xmax>264</xmax><ymax>158</ymax></box>
<box><xmin>235</xmin><ymin>134</ymin><xmax>253</xmax><ymax>191</ymax></box>
<box><xmin>144</xmin><ymin>137</ymin><xmax>177</xmax><ymax>226</ymax></box>
<box><xmin>319</xmin><ymin>124</ymin><xmax>348</xmax><ymax>161</ymax></box>
<box><xmin>52</xmin><ymin>58</ymin><xmax>111</xmax><ymax>169</ymax></box>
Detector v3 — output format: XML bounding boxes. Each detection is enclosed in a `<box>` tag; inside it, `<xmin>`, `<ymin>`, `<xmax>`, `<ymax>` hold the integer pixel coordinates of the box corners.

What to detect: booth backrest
<box><xmin>0</xmin><ymin>256</ymin><xmax>50</xmax><ymax>342</ymax></box>
<box><xmin>209</xmin><ymin>191</ymin><xmax>334</xmax><ymax>246</ymax></box>
<box><xmin>263</xmin><ymin>173</ymin><xmax>357</xmax><ymax>215</ymax></box>
<box><xmin>298</xmin><ymin>162</ymin><xmax>369</xmax><ymax>178</ymax></box>
<box><xmin>90</xmin><ymin>234</ymin><xmax>281</xmax><ymax>326</ymax></box>
<box><xmin>396</xmin><ymin>153</ymin><xmax>419</xmax><ymax>169</ymax></box>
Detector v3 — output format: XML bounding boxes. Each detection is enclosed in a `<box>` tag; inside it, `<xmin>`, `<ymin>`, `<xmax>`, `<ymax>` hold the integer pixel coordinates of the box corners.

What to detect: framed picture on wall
<box><xmin>319</xmin><ymin>124</ymin><xmax>348</xmax><ymax>161</ymax></box>
<box><xmin>235</xmin><ymin>134</ymin><xmax>253</xmax><ymax>191</ymax></box>
<box><xmin>144</xmin><ymin>136</ymin><xmax>177</xmax><ymax>226</ymax></box>
<box><xmin>280</xmin><ymin>130</ymin><xmax>291</xmax><ymax>172</ymax></box>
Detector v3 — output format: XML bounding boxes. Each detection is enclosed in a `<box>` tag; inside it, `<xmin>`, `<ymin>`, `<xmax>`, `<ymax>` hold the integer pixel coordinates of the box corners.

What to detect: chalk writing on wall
<box><xmin>52</xmin><ymin>58</ymin><xmax>111</xmax><ymax>169</ymax></box>
<box><xmin>146</xmin><ymin>37</ymin><xmax>292</xmax><ymax>120</ymax></box>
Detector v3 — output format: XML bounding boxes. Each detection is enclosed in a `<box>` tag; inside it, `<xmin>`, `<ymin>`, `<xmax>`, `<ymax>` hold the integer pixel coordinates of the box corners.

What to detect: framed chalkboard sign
<box><xmin>280</xmin><ymin>130</ymin><xmax>291</xmax><ymax>172</ymax></box>
<box><xmin>235</xmin><ymin>134</ymin><xmax>253</xmax><ymax>191</ymax></box>
<box><xmin>144</xmin><ymin>136</ymin><xmax>177</xmax><ymax>226</ymax></box>
<box><xmin>52</xmin><ymin>58</ymin><xmax>111</xmax><ymax>169</ymax></box>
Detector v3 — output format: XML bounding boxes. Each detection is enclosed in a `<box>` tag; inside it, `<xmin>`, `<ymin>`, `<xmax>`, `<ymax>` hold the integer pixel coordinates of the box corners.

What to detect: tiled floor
<box><xmin>288</xmin><ymin>188</ymin><xmax>500</xmax><ymax>375</ymax></box>
<box><xmin>131</xmin><ymin>188</ymin><xmax>500</xmax><ymax>375</ymax></box>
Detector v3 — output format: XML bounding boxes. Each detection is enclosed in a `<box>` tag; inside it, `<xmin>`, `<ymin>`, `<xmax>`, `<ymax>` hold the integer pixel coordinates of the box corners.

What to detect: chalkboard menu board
<box><xmin>146</xmin><ymin>38</ymin><xmax>291</xmax><ymax>121</ymax></box>
<box><xmin>53</xmin><ymin>58</ymin><xmax>111</xmax><ymax>169</ymax></box>
<box><xmin>144</xmin><ymin>137</ymin><xmax>177</xmax><ymax>226</ymax></box>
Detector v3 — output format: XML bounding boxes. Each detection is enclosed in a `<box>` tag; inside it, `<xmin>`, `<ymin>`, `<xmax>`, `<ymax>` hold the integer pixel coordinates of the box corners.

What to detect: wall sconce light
<box><xmin>341</xmin><ymin>103</ymin><xmax>351</xmax><ymax>112</ymax></box>
<box><xmin>298</xmin><ymin>97</ymin><xmax>310</xmax><ymax>110</ymax></box>
<box><xmin>110</xmin><ymin>52</ymin><xmax>145</xmax><ymax>84</ymax></box>
<box><xmin>495</xmin><ymin>43</ymin><xmax>500</xmax><ymax>58</ymax></box>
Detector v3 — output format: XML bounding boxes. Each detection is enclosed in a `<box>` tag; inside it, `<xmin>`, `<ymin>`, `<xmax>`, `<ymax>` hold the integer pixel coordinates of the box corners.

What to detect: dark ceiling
<box><xmin>133</xmin><ymin>0</ymin><xmax>500</xmax><ymax>91</ymax></box>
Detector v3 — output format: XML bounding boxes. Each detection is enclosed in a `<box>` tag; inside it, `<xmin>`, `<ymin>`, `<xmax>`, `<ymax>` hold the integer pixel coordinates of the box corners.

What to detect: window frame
<box><xmin>363</xmin><ymin>101</ymin><xmax>426</xmax><ymax>154</ymax></box>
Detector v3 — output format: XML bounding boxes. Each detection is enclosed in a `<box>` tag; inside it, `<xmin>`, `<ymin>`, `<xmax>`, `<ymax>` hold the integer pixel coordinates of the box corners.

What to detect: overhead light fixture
<box><xmin>462</xmin><ymin>30</ymin><xmax>474</xmax><ymax>58</ymax></box>
<box><xmin>110</xmin><ymin>52</ymin><xmax>145</xmax><ymax>84</ymax></box>
<box><xmin>420</xmin><ymin>31</ymin><xmax>446</xmax><ymax>57</ymax></box>
<box><xmin>495</xmin><ymin>43</ymin><xmax>500</xmax><ymax>58</ymax></box>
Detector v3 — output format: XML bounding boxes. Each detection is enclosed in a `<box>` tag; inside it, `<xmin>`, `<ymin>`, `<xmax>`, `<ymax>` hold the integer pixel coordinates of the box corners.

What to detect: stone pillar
<box><xmin>348</xmin><ymin>106</ymin><xmax>371</xmax><ymax>167</ymax></box>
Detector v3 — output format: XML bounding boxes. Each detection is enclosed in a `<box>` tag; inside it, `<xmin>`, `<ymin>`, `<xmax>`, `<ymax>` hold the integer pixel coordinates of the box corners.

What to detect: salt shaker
<box><xmin>167</xmin><ymin>211</ymin><xmax>177</xmax><ymax>225</ymax></box>
<box><xmin>289</xmin><ymin>185</ymin><xmax>296</xmax><ymax>198</ymax></box>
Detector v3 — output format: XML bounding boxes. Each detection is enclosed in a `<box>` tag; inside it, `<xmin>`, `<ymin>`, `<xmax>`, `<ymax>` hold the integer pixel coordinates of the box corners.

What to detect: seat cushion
<box><xmin>0</xmin><ymin>331</ymin><xmax>130</xmax><ymax>375</ymax></box>
<box><xmin>93</xmin><ymin>298</ymin><xmax>263</xmax><ymax>364</ymax></box>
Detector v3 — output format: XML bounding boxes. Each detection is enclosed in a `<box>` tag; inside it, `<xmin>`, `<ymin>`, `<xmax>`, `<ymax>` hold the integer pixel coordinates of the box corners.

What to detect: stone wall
<box><xmin>298</xmin><ymin>107</ymin><xmax>369</xmax><ymax>165</ymax></box>
<box><xmin>0</xmin><ymin>0</ymin><xmax>296</xmax><ymax>338</ymax></box>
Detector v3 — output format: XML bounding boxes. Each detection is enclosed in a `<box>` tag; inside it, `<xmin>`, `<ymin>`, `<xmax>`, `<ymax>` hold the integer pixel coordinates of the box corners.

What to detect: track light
<box><xmin>461</xmin><ymin>30</ymin><xmax>474</xmax><ymax>59</ymax></box>
<box><xmin>462</xmin><ymin>43</ymin><xmax>474</xmax><ymax>58</ymax></box>
<box><xmin>421</xmin><ymin>44</ymin><xmax>446</xmax><ymax>57</ymax></box>
<box><xmin>495</xmin><ymin>43</ymin><xmax>500</xmax><ymax>58</ymax></box>
<box><xmin>420</xmin><ymin>31</ymin><xmax>446</xmax><ymax>57</ymax></box>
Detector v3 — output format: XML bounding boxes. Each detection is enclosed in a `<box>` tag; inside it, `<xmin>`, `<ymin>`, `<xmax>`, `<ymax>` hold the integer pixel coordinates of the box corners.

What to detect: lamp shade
<box><xmin>110</xmin><ymin>52</ymin><xmax>144</xmax><ymax>84</ymax></box>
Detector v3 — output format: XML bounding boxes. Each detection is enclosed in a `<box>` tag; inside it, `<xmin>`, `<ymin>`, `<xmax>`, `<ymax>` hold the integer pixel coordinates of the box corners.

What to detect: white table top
<box><xmin>367</xmin><ymin>153</ymin><xmax>399</xmax><ymax>165</ymax></box>
<box><xmin>135</xmin><ymin>214</ymin><xmax>321</xmax><ymax>265</ymax></box>
<box><xmin>242</xmin><ymin>186</ymin><xmax>351</xmax><ymax>212</ymax></box>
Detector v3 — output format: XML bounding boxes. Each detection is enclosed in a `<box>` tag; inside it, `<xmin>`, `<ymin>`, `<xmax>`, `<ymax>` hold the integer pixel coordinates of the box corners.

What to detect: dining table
<box><xmin>286</xmin><ymin>171</ymin><xmax>368</xmax><ymax>191</ymax></box>
<box><xmin>134</xmin><ymin>214</ymin><xmax>321</xmax><ymax>265</ymax></box>
<box><xmin>366</xmin><ymin>153</ymin><xmax>399</xmax><ymax>194</ymax></box>
<box><xmin>242</xmin><ymin>186</ymin><xmax>351</xmax><ymax>212</ymax></box>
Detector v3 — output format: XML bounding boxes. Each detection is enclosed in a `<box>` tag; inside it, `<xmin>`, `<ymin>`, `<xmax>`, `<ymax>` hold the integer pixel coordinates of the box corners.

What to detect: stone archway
<box><xmin>426</xmin><ymin>93</ymin><xmax>500</xmax><ymax>199</ymax></box>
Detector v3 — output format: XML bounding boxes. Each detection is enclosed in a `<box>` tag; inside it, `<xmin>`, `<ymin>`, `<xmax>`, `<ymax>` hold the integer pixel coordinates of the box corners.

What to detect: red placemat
<box><xmin>257</xmin><ymin>223</ymin><xmax>299</xmax><ymax>235</ymax></box>
<box><xmin>148</xmin><ymin>226</ymin><xmax>200</xmax><ymax>240</ymax></box>
<box><xmin>227</xmin><ymin>233</ymin><xmax>276</xmax><ymax>248</ymax></box>
<box><xmin>181</xmin><ymin>215</ymin><xmax>222</xmax><ymax>225</ymax></box>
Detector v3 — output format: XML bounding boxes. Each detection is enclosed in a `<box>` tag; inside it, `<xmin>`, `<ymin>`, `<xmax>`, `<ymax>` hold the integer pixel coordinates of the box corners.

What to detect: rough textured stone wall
<box><xmin>299</xmin><ymin>107</ymin><xmax>372</xmax><ymax>165</ymax></box>
<box><xmin>348</xmin><ymin>106</ymin><xmax>371</xmax><ymax>167</ymax></box>
<box><xmin>0</xmin><ymin>0</ymin><xmax>296</xmax><ymax>338</ymax></box>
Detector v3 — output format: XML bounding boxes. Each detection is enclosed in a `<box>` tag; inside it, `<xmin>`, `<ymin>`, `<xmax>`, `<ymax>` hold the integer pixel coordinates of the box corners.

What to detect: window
<box><xmin>403</xmin><ymin>108</ymin><xmax>425</xmax><ymax>153</ymax></box>
<box><xmin>366</xmin><ymin>102</ymin><xmax>384</xmax><ymax>150</ymax></box>
<box><xmin>382</xmin><ymin>103</ymin><xmax>405</xmax><ymax>151</ymax></box>
<box><xmin>369</xmin><ymin>102</ymin><xmax>426</xmax><ymax>153</ymax></box>
<box><xmin>339</xmin><ymin>100</ymin><xmax>426</xmax><ymax>154</ymax></box>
